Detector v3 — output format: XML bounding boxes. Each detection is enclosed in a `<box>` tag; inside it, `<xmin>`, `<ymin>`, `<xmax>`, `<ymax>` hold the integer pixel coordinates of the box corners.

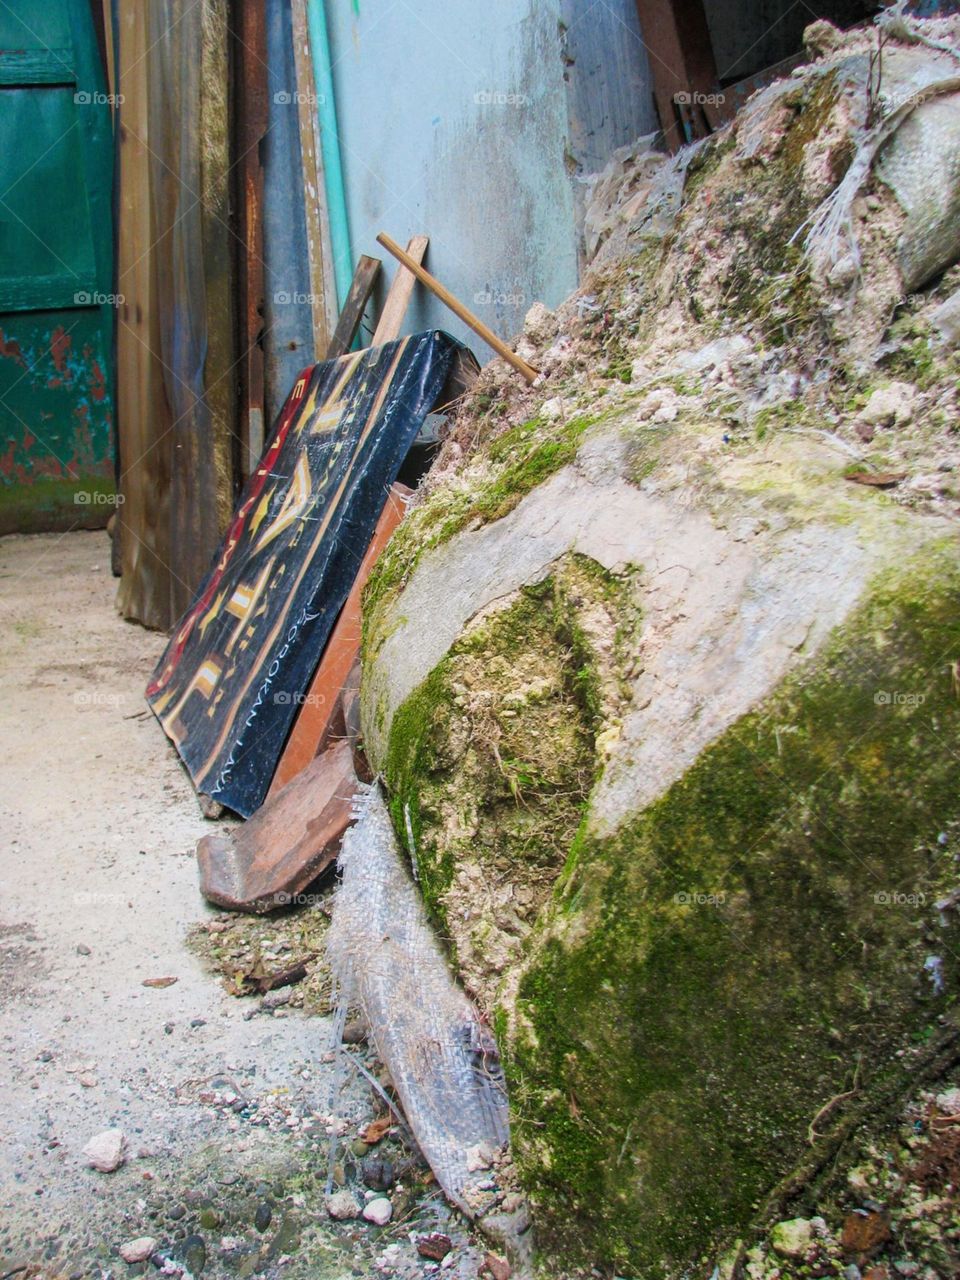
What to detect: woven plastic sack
<box><xmin>876</xmin><ymin>92</ymin><xmax>960</xmax><ymax>290</ymax></box>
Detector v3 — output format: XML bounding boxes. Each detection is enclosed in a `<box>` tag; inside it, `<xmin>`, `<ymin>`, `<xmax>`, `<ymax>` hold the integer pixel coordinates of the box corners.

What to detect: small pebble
<box><xmin>361</xmin><ymin>1155</ymin><xmax>395</xmax><ymax>1191</ymax></box>
<box><xmin>119</xmin><ymin>1237</ymin><xmax>157</xmax><ymax>1264</ymax></box>
<box><xmin>362</xmin><ymin>1197</ymin><xmax>393</xmax><ymax>1226</ymax></box>
<box><xmin>83</xmin><ymin>1128</ymin><xmax>126</xmax><ymax>1173</ymax></box>
<box><xmin>342</xmin><ymin>1018</ymin><xmax>367</xmax><ymax>1045</ymax></box>
<box><xmin>175</xmin><ymin>1234</ymin><xmax>207</xmax><ymax>1276</ymax></box>
<box><xmin>326</xmin><ymin>1190</ymin><xmax>360</xmax><ymax>1220</ymax></box>
<box><xmin>417</xmin><ymin>1234</ymin><xmax>453</xmax><ymax>1262</ymax></box>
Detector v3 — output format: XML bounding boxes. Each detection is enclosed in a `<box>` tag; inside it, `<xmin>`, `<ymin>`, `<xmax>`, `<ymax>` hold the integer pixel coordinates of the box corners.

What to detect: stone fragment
<box><xmin>174</xmin><ymin>1235</ymin><xmax>207</xmax><ymax>1276</ymax></box>
<box><xmin>361</xmin><ymin>1154</ymin><xmax>395</xmax><ymax>1191</ymax></box>
<box><xmin>481</xmin><ymin>1253</ymin><xmax>511</xmax><ymax>1280</ymax></box>
<box><xmin>466</xmin><ymin>1141</ymin><xmax>496</xmax><ymax>1172</ymax></box>
<box><xmin>362</xmin><ymin>1197</ymin><xmax>393</xmax><ymax>1226</ymax></box>
<box><xmin>935</xmin><ymin>1086</ymin><xmax>960</xmax><ymax>1114</ymax></box>
<box><xmin>325</xmin><ymin>1190</ymin><xmax>360</xmax><ymax>1220</ymax></box>
<box><xmin>771</xmin><ymin>1218</ymin><xmax>814</xmax><ymax>1259</ymax></box>
<box><xmin>523</xmin><ymin>302</ymin><xmax>557</xmax><ymax>346</ymax></box>
<box><xmin>804</xmin><ymin>19</ymin><xmax>845</xmax><ymax>56</ymax></box>
<box><xmin>417</xmin><ymin>1233</ymin><xmax>453</xmax><ymax>1261</ymax></box>
<box><xmin>859</xmin><ymin>383</ymin><xmax>916</xmax><ymax>429</ymax></box>
<box><xmin>842</xmin><ymin>1210</ymin><xmax>890</xmax><ymax>1261</ymax></box>
<box><xmin>83</xmin><ymin>1128</ymin><xmax>126</xmax><ymax>1173</ymax></box>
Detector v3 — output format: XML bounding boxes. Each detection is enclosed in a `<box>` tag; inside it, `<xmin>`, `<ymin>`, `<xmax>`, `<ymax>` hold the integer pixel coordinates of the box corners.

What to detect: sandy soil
<box><xmin>0</xmin><ymin>532</ymin><xmax>477</xmax><ymax>1280</ymax></box>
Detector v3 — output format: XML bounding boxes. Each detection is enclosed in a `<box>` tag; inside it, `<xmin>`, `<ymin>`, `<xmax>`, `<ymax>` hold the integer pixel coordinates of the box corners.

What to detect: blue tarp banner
<box><xmin>147</xmin><ymin>331</ymin><xmax>465</xmax><ymax>816</ymax></box>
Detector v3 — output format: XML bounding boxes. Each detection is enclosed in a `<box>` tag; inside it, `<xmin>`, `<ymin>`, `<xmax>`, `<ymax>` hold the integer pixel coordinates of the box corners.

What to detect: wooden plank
<box><xmin>115</xmin><ymin>0</ymin><xmax>175</xmax><ymax>630</ymax></box>
<box><xmin>230</xmin><ymin>1</ymin><xmax>268</xmax><ymax>476</ymax></box>
<box><xmin>372</xmin><ymin>234</ymin><xmax>429</xmax><ymax>345</ymax></box>
<box><xmin>267</xmin><ymin>483</ymin><xmax>411</xmax><ymax>798</ymax></box>
<box><xmin>632</xmin><ymin>0</ymin><xmax>720</xmax><ymax>150</ymax></box>
<box><xmin>197</xmin><ymin>740</ymin><xmax>358</xmax><ymax>913</ymax></box>
<box><xmin>291</xmin><ymin>0</ymin><xmax>335</xmax><ymax>352</ymax></box>
<box><xmin>376</xmin><ymin>233</ymin><xmax>539</xmax><ymax>384</ymax></box>
<box><xmin>325</xmin><ymin>254</ymin><xmax>381</xmax><ymax>359</ymax></box>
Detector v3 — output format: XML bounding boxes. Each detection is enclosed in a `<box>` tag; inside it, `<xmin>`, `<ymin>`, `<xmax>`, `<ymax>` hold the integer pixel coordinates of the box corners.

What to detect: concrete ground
<box><xmin>0</xmin><ymin>531</ymin><xmax>479</xmax><ymax>1280</ymax></box>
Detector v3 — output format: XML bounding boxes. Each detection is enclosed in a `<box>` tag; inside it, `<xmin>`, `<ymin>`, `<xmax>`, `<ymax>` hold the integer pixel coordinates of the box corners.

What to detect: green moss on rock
<box><xmin>383</xmin><ymin>556</ymin><xmax>639</xmax><ymax>1006</ymax></box>
<box><xmin>503</xmin><ymin>552</ymin><xmax>960</xmax><ymax>1277</ymax></box>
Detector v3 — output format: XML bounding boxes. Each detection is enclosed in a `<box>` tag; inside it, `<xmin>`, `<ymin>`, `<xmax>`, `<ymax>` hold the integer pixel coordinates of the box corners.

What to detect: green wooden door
<box><xmin>0</xmin><ymin>0</ymin><xmax>116</xmax><ymax>533</ymax></box>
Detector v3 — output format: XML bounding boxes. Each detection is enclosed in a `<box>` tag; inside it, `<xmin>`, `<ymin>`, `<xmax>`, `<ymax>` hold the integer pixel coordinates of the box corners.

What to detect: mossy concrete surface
<box><xmin>508</xmin><ymin>551</ymin><xmax>960</xmax><ymax>1275</ymax></box>
<box><xmin>383</xmin><ymin>556</ymin><xmax>638</xmax><ymax>1008</ymax></box>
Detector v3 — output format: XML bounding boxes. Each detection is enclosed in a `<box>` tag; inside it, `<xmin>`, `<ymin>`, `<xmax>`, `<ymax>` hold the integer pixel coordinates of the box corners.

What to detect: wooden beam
<box><xmin>197</xmin><ymin>740</ymin><xmax>358</xmax><ymax>913</ymax></box>
<box><xmin>115</xmin><ymin>0</ymin><xmax>172</xmax><ymax>629</ymax></box>
<box><xmin>325</xmin><ymin>254</ymin><xmax>381</xmax><ymax>359</ymax></box>
<box><xmin>291</xmin><ymin>0</ymin><xmax>336</xmax><ymax>354</ymax></box>
<box><xmin>201</xmin><ymin>0</ymin><xmax>236</xmax><ymax>535</ymax></box>
<box><xmin>372</xmin><ymin>234</ymin><xmax>429</xmax><ymax>345</ymax></box>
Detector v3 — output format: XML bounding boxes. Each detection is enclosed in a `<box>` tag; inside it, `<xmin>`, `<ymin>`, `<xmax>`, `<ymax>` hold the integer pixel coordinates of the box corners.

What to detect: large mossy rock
<box><xmin>360</xmin><ymin>18</ymin><xmax>960</xmax><ymax>1276</ymax></box>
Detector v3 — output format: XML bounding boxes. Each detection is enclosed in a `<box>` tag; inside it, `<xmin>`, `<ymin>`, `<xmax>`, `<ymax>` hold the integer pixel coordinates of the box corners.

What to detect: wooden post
<box><xmin>325</xmin><ymin>255</ymin><xmax>382</xmax><ymax>359</ymax></box>
<box><xmin>291</xmin><ymin>0</ymin><xmax>336</xmax><ymax>354</ymax></box>
<box><xmin>372</xmin><ymin>235</ymin><xmax>429</xmax><ymax>345</ymax></box>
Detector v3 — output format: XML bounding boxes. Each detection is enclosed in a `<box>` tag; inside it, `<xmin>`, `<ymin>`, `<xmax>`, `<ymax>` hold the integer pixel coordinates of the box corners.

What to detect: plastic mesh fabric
<box><xmin>326</xmin><ymin>784</ymin><xmax>509</xmax><ymax>1216</ymax></box>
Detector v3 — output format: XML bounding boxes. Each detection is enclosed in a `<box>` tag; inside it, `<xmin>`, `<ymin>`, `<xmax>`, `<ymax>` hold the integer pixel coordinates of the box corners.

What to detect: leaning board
<box><xmin>146</xmin><ymin>331</ymin><xmax>463</xmax><ymax>816</ymax></box>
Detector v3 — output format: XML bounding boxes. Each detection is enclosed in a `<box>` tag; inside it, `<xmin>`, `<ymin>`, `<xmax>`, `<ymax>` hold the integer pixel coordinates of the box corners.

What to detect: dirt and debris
<box><xmin>0</xmin><ymin>531</ymin><xmax>489</xmax><ymax>1280</ymax></box>
<box><xmin>187</xmin><ymin>900</ymin><xmax>335</xmax><ymax>1016</ymax></box>
<box><xmin>745</xmin><ymin>1064</ymin><xmax>960</xmax><ymax>1279</ymax></box>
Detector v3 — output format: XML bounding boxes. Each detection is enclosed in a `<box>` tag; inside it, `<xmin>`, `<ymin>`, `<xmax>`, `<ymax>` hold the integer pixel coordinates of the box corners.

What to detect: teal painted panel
<box><xmin>0</xmin><ymin>8</ymin><xmax>72</xmax><ymax>50</ymax></box>
<box><xmin>0</xmin><ymin>0</ymin><xmax>115</xmax><ymax>532</ymax></box>
<box><xmin>0</xmin><ymin>310</ymin><xmax>112</xmax><ymax>477</ymax></box>
<box><xmin>0</xmin><ymin>308</ymin><xmax>113</xmax><ymax>532</ymax></box>
<box><xmin>0</xmin><ymin>87</ymin><xmax>99</xmax><ymax>310</ymax></box>
<box><xmin>0</xmin><ymin>49</ymin><xmax>76</xmax><ymax>82</ymax></box>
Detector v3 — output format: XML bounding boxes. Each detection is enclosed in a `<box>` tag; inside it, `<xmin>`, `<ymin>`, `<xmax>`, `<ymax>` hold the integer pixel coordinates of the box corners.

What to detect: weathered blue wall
<box><xmin>325</xmin><ymin>0</ymin><xmax>656</xmax><ymax>361</ymax></box>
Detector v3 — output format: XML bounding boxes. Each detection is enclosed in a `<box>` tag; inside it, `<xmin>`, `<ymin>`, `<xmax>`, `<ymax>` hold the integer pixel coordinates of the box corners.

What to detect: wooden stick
<box><xmin>235</xmin><ymin>4</ymin><xmax>269</xmax><ymax>474</ymax></box>
<box><xmin>376</xmin><ymin>232</ymin><xmax>539</xmax><ymax>384</ymax></box>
